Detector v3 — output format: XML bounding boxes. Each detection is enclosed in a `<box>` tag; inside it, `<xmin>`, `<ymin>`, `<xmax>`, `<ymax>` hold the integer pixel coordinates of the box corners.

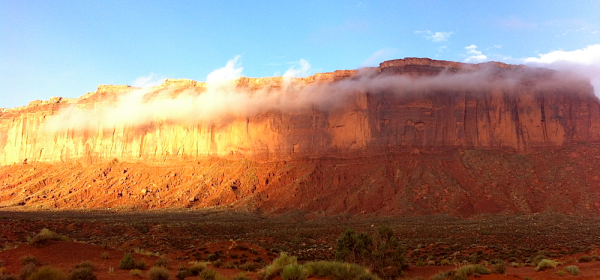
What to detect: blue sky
<box><xmin>2</xmin><ymin>0</ymin><xmax>600</xmax><ymax>108</ymax></box>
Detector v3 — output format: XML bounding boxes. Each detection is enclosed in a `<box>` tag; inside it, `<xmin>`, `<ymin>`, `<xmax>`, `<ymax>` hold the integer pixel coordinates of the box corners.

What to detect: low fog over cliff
<box><xmin>1</xmin><ymin>58</ymin><xmax>599</xmax><ymax>165</ymax></box>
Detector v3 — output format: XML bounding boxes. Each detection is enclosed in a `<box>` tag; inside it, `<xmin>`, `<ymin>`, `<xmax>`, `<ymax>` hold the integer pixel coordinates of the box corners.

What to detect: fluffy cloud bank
<box><xmin>522</xmin><ymin>44</ymin><xmax>600</xmax><ymax>96</ymax></box>
<box><xmin>524</xmin><ymin>44</ymin><xmax>600</xmax><ymax>65</ymax></box>
<box><xmin>464</xmin><ymin>45</ymin><xmax>488</xmax><ymax>63</ymax></box>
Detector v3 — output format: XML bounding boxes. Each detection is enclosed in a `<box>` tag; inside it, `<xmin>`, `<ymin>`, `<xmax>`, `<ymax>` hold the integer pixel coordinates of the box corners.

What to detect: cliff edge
<box><xmin>1</xmin><ymin>58</ymin><xmax>598</xmax><ymax>165</ymax></box>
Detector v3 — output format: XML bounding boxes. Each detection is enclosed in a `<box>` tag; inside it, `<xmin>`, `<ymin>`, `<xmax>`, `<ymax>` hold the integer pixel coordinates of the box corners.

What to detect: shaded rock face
<box><xmin>0</xmin><ymin>58</ymin><xmax>599</xmax><ymax>165</ymax></box>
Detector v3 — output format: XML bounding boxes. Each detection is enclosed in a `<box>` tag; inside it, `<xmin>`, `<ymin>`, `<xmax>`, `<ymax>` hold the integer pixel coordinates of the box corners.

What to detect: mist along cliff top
<box><xmin>0</xmin><ymin>58</ymin><xmax>599</xmax><ymax>165</ymax></box>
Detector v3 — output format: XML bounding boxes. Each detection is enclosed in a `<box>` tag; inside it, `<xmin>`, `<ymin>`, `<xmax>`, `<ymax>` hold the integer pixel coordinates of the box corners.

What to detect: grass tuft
<box><xmin>564</xmin><ymin>265</ymin><xmax>580</xmax><ymax>276</ymax></box>
<box><xmin>68</xmin><ymin>266</ymin><xmax>96</xmax><ymax>280</ymax></box>
<box><xmin>535</xmin><ymin>259</ymin><xmax>558</xmax><ymax>271</ymax></box>
<box><xmin>492</xmin><ymin>263</ymin><xmax>506</xmax><ymax>274</ymax></box>
<box><xmin>148</xmin><ymin>266</ymin><xmax>170</xmax><ymax>280</ymax></box>
<box><xmin>28</xmin><ymin>229</ymin><xmax>69</xmax><ymax>247</ymax></box>
<box><xmin>129</xmin><ymin>269</ymin><xmax>143</xmax><ymax>277</ymax></box>
<box><xmin>303</xmin><ymin>261</ymin><xmax>378</xmax><ymax>280</ymax></box>
<box><xmin>175</xmin><ymin>266</ymin><xmax>192</xmax><ymax>280</ymax></box>
<box><xmin>154</xmin><ymin>257</ymin><xmax>170</xmax><ymax>268</ymax></box>
<box><xmin>263</xmin><ymin>252</ymin><xmax>297</xmax><ymax>280</ymax></box>
<box><xmin>188</xmin><ymin>262</ymin><xmax>208</xmax><ymax>276</ymax></box>
<box><xmin>27</xmin><ymin>266</ymin><xmax>66</xmax><ymax>280</ymax></box>
<box><xmin>20</xmin><ymin>255</ymin><xmax>38</xmax><ymax>266</ymax></box>
<box><xmin>232</xmin><ymin>272</ymin><xmax>251</xmax><ymax>280</ymax></box>
<box><xmin>198</xmin><ymin>269</ymin><xmax>226</xmax><ymax>280</ymax></box>
<box><xmin>281</xmin><ymin>264</ymin><xmax>306</xmax><ymax>280</ymax></box>
<box><xmin>19</xmin><ymin>263</ymin><xmax>38</xmax><ymax>280</ymax></box>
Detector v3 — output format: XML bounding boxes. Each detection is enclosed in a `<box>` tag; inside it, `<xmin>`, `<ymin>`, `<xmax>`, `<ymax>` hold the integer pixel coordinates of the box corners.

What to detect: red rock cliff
<box><xmin>1</xmin><ymin>58</ymin><xmax>599</xmax><ymax>165</ymax></box>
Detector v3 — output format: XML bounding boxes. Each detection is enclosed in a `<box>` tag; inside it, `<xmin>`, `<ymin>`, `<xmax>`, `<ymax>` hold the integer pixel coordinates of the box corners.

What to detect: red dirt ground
<box><xmin>0</xmin><ymin>241</ymin><xmax>271</xmax><ymax>280</ymax></box>
<box><xmin>2</xmin><ymin>241</ymin><xmax>600</xmax><ymax>280</ymax></box>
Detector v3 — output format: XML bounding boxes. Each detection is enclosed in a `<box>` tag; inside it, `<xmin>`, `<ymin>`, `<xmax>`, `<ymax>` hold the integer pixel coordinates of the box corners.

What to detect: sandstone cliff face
<box><xmin>0</xmin><ymin>58</ymin><xmax>599</xmax><ymax>165</ymax></box>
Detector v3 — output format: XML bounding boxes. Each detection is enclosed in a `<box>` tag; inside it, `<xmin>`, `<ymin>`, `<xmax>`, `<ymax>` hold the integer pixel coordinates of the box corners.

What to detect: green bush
<box><xmin>73</xmin><ymin>261</ymin><xmax>94</xmax><ymax>271</ymax></box>
<box><xmin>212</xmin><ymin>260</ymin><xmax>222</xmax><ymax>268</ymax></box>
<box><xmin>175</xmin><ymin>266</ymin><xmax>191</xmax><ymax>280</ymax></box>
<box><xmin>119</xmin><ymin>253</ymin><xmax>136</xmax><ymax>270</ymax></box>
<box><xmin>492</xmin><ymin>264</ymin><xmax>506</xmax><ymax>274</ymax></box>
<box><xmin>136</xmin><ymin>260</ymin><xmax>148</xmax><ymax>270</ymax></box>
<box><xmin>304</xmin><ymin>261</ymin><xmax>377</xmax><ymax>280</ymax></box>
<box><xmin>205</xmin><ymin>254</ymin><xmax>218</xmax><ymax>261</ymax></box>
<box><xmin>198</xmin><ymin>269</ymin><xmax>225</xmax><ymax>280</ymax></box>
<box><xmin>354</xmin><ymin>274</ymin><xmax>379</xmax><ymax>280</ymax></box>
<box><xmin>578</xmin><ymin>255</ymin><xmax>593</xmax><ymax>263</ymax></box>
<box><xmin>264</xmin><ymin>253</ymin><xmax>297</xmax><ymax>280</ymax></box>
<box><xmin>130</xmin><ymin>269</ymin><xmax>143</xmax><ymax>277</ymax></box>
<box><xmin>281</xmin><ymin>264</ymin><xmax>306</xmax><ymax>280</ymax></box>
<box><xmin>456</xmin><ymin>264</ymin><xmax>490</xmax><ymax>276</ymax></box>
<box><xmin>556</xmin><ymin>270</ymin><xmax>566</xmax><ymax>276</ymax></box>
<box><xmin>335</xmin><ymin>229</ymin><xmax>372</xmax><ymax>264</ymax></box>
<box><xmin>430</xmin><ymin>270</ymin><xmax>459</xmax><ymax>280</ymax></box>
<box><xmin>564</xmin><ymin>265</ymin><xmax>580</xmax><ymax>276</ymax></box>
<box><xmin>154</xmin><ymin>257</ymin><xmax>170</xmax><ymax>268</ymax></box>
<box><xmin>148</xmin><ymin>266</ymin><xmax>170</xmax><ymax>280</ymax></box>
<box><xmin>232</xmin><ymin>272</ymin><xmax>251</xmax><ymax>280</ymax></box>
<box><xmin>430</xmin><ymin>264</ymin><xmax>490</xmax><ymax>280</ymax></box>
<box><xmin>535</xmin><ymin>259</ymin><xmax>558</xmax><ymax>271</ymax></box>
<box><xmin>188</xmin><ymin>262</ymin><xmax>207</xmax><ymax>275</ymax></box>
<box><xmin>26</xmin><ymin>266</ymin><xmax>66</xmax><ymax>280</ymax></box>
<box><xmin>28</xmin><ymin>229</ymin><xmax>69</xmax><ymax>247</ymax></box>
<box><xmin>21</xmin><ymin>255</ymin><xmax>38</xmax><ymax>266</ymax></box>
<box><xmin>304</xmin><ymin>261</ymin><xmax>335</xmax><ymax>278</ymax></box>
<box><xmin>239</xmin><ymin>262</ymin><xmax>261</xmax><ymax>272</ymax></box>
<box><xmin>223</xmin><ymin>262</ymin><xmax>236</xmax><ymax>269</ymax></box>
<box><xmin>335</xmin><ymin>225</ymin><xmax>407</xmax><ymax>279</ymax></box>
<box><xmin>67</xmin><ymin>267</ymin><xmax>96</xmax><ymax>280</ymax></box>
<box><xmin>19</xmin><ymin>263</ymin><xmax>37</xmax><ymax>280</ymax></box>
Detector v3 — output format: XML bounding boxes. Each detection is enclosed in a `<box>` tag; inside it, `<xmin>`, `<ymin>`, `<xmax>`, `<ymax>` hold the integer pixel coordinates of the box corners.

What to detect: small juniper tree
<box><xmin>370</xmin><ymin>224</ymin><xmax>407</xmax><ymax>279</ymax></box>
<box><xmin>335</xmin><ymin>229</ymin><xmax>372</xmax><ymax>264</ymax></box>
<box><xmin>335</xmin><ymin>225</ymin><xmax>407</xmax><ymax>279</ymax></box>
<box><xmin>119</xmin><ymin>253</ymin><xmax>136</xmax><ymax>270</ymax></box>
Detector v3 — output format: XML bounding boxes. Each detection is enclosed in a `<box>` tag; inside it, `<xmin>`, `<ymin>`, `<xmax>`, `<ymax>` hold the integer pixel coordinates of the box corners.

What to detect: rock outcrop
<box><xmin>1</xmin><ymin>58</ymin><xmax>599</xmax><ymax>165</ymax></box>
<box><xmin>2</xmin><ymin>58</ymin><xmax>600</xmax><ymax>216</ymax></box>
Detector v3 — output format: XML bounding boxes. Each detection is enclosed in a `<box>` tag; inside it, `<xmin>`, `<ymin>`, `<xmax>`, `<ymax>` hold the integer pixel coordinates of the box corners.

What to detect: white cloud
<box><xmin>206</xmin><ymin>55</ymin><xmax>243</xmax><ymax>83</ymax></box>
<box><xmin>521</xmin><ymin>44</ymin><xmax>600</xmax><ymax>97</ymax></box>
<box><xmin>464</xmin><ymin>45</ymin><xmax>488</xmax><ymax>63</ymax></box>
<box><xmin>523</xmin><ymin>44</ymin><xmax>600</xmax><ymax>65</ymax></box>
<box><xmin>437</xmin><ymin>46</ymin><xmax>448</xmax><ymax>53</ymax></box>
<box><xmin>415</xmin><ymin>30</ymin><xmax>453</xmax><ymax>42</ymax></box>
<box><xmin>360</xmin><ymin>48</ymin><xmax>401</xmax><ymax>67</ymax></box>
<box><xmin>132</xmin><ymin>73</ymin><xmax>165</xmax><ymax>87</ymax></box>
<box><xmin>283</xmin><ymin>59</ymin><xmax>312</xmax><ymax>78</ymax></box>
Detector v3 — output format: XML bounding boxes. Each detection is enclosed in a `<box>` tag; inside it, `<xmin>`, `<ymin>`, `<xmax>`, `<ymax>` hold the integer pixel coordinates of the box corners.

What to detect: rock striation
<box><xmin>1</xmin><ymin>58</ymin><xmax>599</xmax><ymax>165</ymax></box>
<box><xmin>2</xmin><ymin>58</ymin><xmax>600</xmax><ymax>217</ymax></box>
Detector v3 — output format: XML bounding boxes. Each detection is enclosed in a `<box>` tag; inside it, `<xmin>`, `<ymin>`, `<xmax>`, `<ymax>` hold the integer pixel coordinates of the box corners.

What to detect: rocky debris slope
<box><xmin>1</xmin><ymin>143</ymin><xmax>600</xmax><ymax>216</ymax></box>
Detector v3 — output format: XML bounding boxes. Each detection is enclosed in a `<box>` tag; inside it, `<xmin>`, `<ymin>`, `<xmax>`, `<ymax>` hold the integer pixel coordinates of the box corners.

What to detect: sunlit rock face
<box><xmin>1</xmin><ymin>58</ymin><xmax>599</xmax><ymax>165</ymax></box>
